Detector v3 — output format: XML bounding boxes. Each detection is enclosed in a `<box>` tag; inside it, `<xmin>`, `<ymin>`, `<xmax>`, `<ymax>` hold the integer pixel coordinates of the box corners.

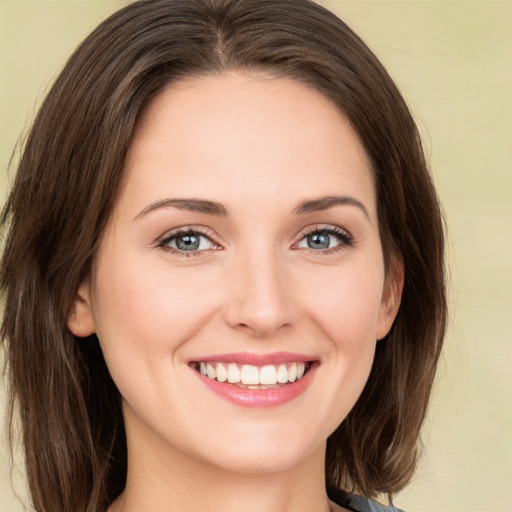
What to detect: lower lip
<box><xmin>193</xmin><ymin>364</ymin><xmax>317</xmax><ymax>408</ymax></box>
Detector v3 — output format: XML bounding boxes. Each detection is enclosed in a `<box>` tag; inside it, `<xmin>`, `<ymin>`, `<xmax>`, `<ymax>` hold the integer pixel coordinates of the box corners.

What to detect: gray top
<box><xmin>329</xmin><ymin>488</ymin><xmax>406</xmax><ymax>512</ymax></box>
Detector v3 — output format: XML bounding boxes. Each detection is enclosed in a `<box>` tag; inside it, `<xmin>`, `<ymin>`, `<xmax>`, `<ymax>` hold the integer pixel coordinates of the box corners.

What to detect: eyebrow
<box><xmin>134</xmin><ymin>194</ymin><xmax>369</xmax><ymax>221</ymax></box>
<box><xmin>293</xmin><ymin>195</ymin><xmax>370</xmax><ymax>219</ymax></box>
<box><xmin>134</xmin><ymin>198</ymin><xmax>229</xmax><ymax>220</ymax></box>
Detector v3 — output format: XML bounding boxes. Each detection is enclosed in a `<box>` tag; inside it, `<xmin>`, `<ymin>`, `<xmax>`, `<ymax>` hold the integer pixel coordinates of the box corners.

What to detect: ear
<box><xmin>67</xmin><ymin>278</ymin><xmax>96</xmax><ymax>337</ymax></box>
<box><xmin>377</xmin><ymin>256</ymin><xmax>404</xmax><ymax>340</ymax></box>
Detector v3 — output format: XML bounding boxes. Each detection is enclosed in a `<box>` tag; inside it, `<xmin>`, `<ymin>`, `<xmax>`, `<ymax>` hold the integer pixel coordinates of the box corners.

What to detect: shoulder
<box><xmin>328</xmin><ymin>487</ymin><xmax>407</xmax><ymax>512</ymax></box>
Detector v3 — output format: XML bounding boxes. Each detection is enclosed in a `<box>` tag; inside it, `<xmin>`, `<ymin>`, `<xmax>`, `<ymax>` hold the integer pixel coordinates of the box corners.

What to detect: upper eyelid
<box><xmin>158</xmin><ymin>226</ymin><xmax>218</xmax><ymax>243</ymax></box>
<box><xmin>295</xmin><ymin>224</ymin><xmax>352</xmax><ymax>240</ymax></box>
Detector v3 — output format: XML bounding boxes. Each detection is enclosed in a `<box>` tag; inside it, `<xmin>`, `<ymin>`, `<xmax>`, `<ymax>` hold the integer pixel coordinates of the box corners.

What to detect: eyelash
<box><xmin>157</xmin><ymin>225</ymin><xmax>354</xmax><ymax>257</ymax></box>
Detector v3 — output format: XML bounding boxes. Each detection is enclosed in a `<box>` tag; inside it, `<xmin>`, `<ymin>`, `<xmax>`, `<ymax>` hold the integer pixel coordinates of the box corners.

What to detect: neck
<box><xmin>110</xmin><ymin>411</ymin><xmax>333</xmax><ymax>512</ymax></box>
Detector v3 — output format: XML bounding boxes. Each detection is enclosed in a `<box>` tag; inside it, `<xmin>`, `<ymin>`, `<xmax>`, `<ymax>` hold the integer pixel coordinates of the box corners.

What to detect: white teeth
<box><xmin>240</xmin><ymin>365</ymin><xmax>260</xmax><ymax>385</ymax></box>
<box><xmin>216</xmin><ymin>363</ymin><xmax>228</xmax><ymax>383</ymax></box>
<box><xmin>206</xmin><ymin>363</ymin><xmax>216</xmax><ymax>380</ymax></box>
<box><xmin>197</xmin><ymin>361</ymin><xmax>310</xmax><ymax>385</ymax></box>
<box><xmin>288</xmin><ymin>363</ymin><xmax>297</xmax><ymax>382</ymax></box>
<box><xmin>276</xmin><ymin>364</ymin><xmax>288</xmax><ymax>383</ymax></box>
<box><xmin>227</xmin><ymin>363</ymin><xmax>241</xmax><ymax>383</ymax></box>
<box><xmin>260</xmin><ymin>365</ymin><xmax>277</xmax><ymax>385</ymax></box>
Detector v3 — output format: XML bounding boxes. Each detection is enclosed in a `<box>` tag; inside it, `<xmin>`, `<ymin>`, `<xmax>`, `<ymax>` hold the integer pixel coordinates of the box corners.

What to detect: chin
<box><xmin>187</xmin><ymin>424</ymin><xmax>325</xmax><ymax>475</ymax></box>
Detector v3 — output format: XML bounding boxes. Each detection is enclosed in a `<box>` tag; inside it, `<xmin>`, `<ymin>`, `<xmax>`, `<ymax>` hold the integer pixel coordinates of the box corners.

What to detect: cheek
<box><xmin>286</xmin><ymin>261</ymin><xmax>385</xmax><ymax>434</ymax></box>
<box><xmin>301</xmin><ymin>262</ymin><xmax>385</xmax><ymax>348</ymax></box>
<box><xmin>88</xmin><ymin>255</ymin><xmax>224</xmax><ymax>417</ymax></box>
<box><xmin>91</xmin><ymin>255</ymin><xmax>221</xmax><ymax>359</ymax></box>
<box><xmin>305</xmin><ymin>263</ymin><xmax>384</xmax><ymax>411</ymax></box>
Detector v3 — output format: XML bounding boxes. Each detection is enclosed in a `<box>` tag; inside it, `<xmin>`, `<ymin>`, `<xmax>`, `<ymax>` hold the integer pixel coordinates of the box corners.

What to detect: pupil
<box><xmin>308</xmin><ymin>232</ymin><xmax>330</xmax><ymax>249</ymax></box>
<box><xmin>177</xmin><ymin>234</ymin><xmax>199</xmax><ymax>251</ymax></box>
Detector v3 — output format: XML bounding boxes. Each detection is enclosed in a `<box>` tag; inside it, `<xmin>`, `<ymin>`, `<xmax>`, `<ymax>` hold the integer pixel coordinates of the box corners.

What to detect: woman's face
<box><xmin>69</xmin><ymin>72</ymin><xmax>401</xmax><ymax>474</ymax></box>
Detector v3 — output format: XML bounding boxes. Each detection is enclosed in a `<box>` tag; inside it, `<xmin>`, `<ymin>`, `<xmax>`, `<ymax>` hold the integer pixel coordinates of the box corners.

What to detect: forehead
<box><xmin>120</xmin><ymin>72</ymin><xmax>376</xmax><ymax>220</ymax></box>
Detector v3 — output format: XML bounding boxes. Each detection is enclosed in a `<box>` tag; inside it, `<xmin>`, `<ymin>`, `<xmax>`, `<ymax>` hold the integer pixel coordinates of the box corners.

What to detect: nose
<box><xmin>223</xmin><ymin>247</ymin><xmax>298</xmax><ymax>338</ymax></box>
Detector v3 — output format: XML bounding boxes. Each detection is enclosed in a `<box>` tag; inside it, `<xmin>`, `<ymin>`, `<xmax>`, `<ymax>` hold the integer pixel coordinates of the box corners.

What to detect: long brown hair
<box><xmin>1</xmin><ymin>1</ymin><xmax>446</xmax><ymax>511</ymax></box>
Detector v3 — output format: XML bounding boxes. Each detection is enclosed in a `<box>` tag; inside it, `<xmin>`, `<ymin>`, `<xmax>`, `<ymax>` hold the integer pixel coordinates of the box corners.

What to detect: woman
<box><xmin>0</xmin><ymin>1</ymin><xmax>446</xmax><ymax>511</ymax></box>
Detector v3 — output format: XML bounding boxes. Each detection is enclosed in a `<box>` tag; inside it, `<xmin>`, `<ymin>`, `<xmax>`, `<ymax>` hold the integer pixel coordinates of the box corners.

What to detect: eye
<box><xmin>296</xmin><ymin>227</ymin><xmax>352</xmax><ymax>251</ymax></box>
<box><xmin>159</xmin><ymin>230</ymin><xmax>218</xmax><ymax>253</ymax></box>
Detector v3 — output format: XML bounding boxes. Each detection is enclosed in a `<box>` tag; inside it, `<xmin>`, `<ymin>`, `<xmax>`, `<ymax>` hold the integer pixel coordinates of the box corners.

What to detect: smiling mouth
<box><xmin>190</xmin><ymin>361</ymin><xmax>313</xmax><ymax>389</ymax></box>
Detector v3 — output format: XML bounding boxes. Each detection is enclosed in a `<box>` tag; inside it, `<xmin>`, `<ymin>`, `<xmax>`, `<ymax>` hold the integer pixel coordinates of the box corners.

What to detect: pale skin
<box><xmin>68</xmin><ymin>72</ymin><xmax>403</xmax><ymax>512</ymax></box>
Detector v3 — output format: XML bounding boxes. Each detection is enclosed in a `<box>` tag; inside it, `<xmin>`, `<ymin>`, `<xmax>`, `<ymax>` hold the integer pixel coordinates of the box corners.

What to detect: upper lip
<box><xmin>189</xmin><ymin>351</ymin><xmax>317</xmax><ymax>365</ymax></box>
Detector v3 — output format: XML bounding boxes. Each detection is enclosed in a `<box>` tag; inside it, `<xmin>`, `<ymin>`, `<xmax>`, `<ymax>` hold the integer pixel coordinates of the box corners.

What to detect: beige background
<box><xmin>1</xmin><ymin>1</ymin><xmax>511</xmax><ymax>511</ymax></box>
